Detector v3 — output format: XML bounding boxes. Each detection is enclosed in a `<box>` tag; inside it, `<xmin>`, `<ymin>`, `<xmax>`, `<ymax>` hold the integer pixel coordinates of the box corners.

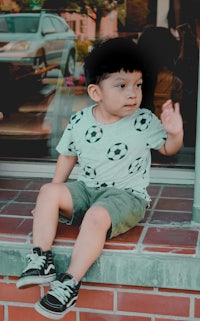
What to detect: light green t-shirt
<box><xmin>56</xmin><ymin>105</ymin><xmax>167</xmax><ymax>202</ymax></box>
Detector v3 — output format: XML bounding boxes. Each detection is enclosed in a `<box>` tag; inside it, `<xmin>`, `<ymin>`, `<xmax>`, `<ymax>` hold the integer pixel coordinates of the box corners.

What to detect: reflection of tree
<box><xmin>87</xmin><ymin>1</ymin><xmax>115</xmax><ymax>36</ymax></box>
<box><xmin>14</xmin><ymin>0</ymin><xmax>123</xmax><ymax>37</ymax></box>
<box><xmin>15</xmin><ymin>0</ymin><xmax>42</xmax><ymax>10</ymax></box>
<box><xmin>43</xmin><ymin>0</ymin><xmax>121</xmax><ymax>37</ymax></box>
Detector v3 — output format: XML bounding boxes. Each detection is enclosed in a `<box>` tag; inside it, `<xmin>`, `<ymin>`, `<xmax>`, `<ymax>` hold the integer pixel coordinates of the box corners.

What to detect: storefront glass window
<box><xmin>0</xmin><ymin>0</ymin><xmax>198</xmax><ymax>169</ymax></box>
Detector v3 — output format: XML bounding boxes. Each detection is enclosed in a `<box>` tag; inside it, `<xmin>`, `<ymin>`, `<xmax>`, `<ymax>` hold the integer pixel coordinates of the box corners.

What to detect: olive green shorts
<box><xmin>59</xmin><ymin>180</ymin><xmax>148</xmax><ymax>239</ymax></box>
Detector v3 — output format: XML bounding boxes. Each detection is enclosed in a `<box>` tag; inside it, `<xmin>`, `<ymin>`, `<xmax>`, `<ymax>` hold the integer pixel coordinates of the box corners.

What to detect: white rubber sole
<box><xmin>35</xmin><ymin>301</ymin><xmax>74</xmax><ymax>320</ymax></box>
<box><xmin>16</xmin><ymin>273</ymin><xmax>56</xmax><ymax>289</ymax></box>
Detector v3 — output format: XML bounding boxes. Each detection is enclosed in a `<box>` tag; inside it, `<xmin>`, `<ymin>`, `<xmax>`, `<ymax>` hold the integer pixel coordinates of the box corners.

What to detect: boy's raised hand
<box><xmin>160</xmin><ymin>99</ymin><xmax>183</xmax><ymax>135</ymax></box>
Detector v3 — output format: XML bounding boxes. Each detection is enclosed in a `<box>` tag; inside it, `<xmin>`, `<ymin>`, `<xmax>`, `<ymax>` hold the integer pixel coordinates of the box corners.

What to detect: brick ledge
<box><xmin>1</xmin><ymin>243</ymin><xmax>200</xmax><ymax>291</ymax></box>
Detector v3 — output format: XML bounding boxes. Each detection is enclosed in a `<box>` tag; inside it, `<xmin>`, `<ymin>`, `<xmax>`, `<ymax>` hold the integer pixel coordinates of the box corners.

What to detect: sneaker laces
<box><xmin>49</xmin><ymin>279</ymin><xmax>74</xmax><ymax>305</ymax></box>
<box><xmin>22</xmin><ymin>253</ymin><xmax>46</xmax><ymax>273</ymax></box>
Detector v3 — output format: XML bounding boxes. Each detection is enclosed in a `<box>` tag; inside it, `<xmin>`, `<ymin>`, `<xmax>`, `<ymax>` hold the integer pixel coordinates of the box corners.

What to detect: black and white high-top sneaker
<box><xmin>16</xmin><ymin>247</ymin><xmax>56</xmax><ymax>289</ymax></box>
<box><xmin>35</xmin><ymin>273</ymin><xmax>81</xmax><ymax>320</ymax></box>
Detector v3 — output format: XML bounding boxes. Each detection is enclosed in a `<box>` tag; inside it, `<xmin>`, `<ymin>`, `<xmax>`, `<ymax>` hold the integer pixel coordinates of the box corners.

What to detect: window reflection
<box><xmin>0</xmin><ymin>15</ymin><xmax>39</xmax><ymax>33</ymax></box>
<box><xmin>46</xmin><ymin>68</ymin><xmax>93</xmax><ymax>159</ymax></box>
<box><xmin>0</xmin><ymin>0</ymin><xmax>198</xmax><ymax>168</ymax></box>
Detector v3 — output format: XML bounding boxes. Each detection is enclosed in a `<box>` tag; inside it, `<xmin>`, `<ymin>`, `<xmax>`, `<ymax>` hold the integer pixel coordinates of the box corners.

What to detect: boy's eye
<box><xmin>117</xmin><ymin>84</ymin><xmax>125</xmax><ymax>88</ymax></box>
<box><xmin>137</xmin><ymin>83</ymin><xmax>142</xmax><ymax>88</ymax></box>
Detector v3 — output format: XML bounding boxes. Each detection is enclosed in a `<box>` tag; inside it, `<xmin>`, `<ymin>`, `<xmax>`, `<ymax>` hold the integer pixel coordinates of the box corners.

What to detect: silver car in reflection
<box><xmin>0</xmin><ymin>12</ymin><xmax>76</xmax><ymax>79</ymax></box>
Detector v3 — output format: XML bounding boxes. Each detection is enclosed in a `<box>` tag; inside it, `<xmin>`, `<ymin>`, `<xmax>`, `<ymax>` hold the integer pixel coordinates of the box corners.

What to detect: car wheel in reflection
<box><xmin>64</xmin><ymin>51</ymin><xmax>75</xmax><ymax>76</ymax></box>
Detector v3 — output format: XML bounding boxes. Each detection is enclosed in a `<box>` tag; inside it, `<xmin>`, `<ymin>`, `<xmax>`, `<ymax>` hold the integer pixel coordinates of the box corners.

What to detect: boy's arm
<box><xmin>158</xmin><ymin>100</ymin><xmax>184</xmax><ymax>156</ymax></box>
<box><xmin>52</xmin><ymin>154</ymin><xmax>78</xmax><ymax>183</ymax></box>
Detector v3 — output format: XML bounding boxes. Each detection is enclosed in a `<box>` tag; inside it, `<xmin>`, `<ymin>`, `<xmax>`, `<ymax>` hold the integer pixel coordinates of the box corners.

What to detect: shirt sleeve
<box><xmin>56</xmin><ymin>124</ymin><xmax>77</xmax><ymax>156</ymax></box>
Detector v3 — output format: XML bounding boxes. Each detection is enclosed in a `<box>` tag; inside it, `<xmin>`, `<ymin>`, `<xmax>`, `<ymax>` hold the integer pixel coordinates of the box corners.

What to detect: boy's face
<box><xmin>90</xmin><ymin>70</ymin><xmax>143</xmax><ymax>122</ymax></box>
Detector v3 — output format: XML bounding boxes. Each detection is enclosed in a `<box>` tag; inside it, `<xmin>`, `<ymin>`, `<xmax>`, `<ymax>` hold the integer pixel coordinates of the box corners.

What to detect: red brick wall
<box><xmin>1</xmin><ymin>276</ymin><xmax>200</xmax><ymax>320</ymax></box>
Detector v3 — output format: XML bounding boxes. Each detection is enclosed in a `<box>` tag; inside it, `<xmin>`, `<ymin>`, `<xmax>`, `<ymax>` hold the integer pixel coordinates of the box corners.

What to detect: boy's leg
<box><xmin>35</xmin><ymin>205</ymin><xmax>111</xmax><ymax>320</ymax></box>
<box><xmin>17</xmin><ymin>182</ymin><xmax>73</xmax><ymax>289</ymax></box>
<box><xmin>67</xmin><ymin>205</ymin><xmax>111</xmax><ymax>281</ymax></box>
<box><xmin>32</xmin><ymin>182</ymin><xmax>73</xmax><ymax>250</ymax></box>
<box><xmin>34</xmin><ymin>187</ymin><xmax>147</xmax><ymax>319</ymax></box>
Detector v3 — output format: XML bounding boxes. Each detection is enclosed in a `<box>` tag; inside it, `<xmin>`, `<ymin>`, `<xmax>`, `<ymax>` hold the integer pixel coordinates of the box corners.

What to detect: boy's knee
<box><xmin>85</xmin><ymin>206</ymin><xmax>111</xmax><ymax>230</ymax></box>
<box><xmin>39</xmin><ymin>182</ymin><xmax>60</xmax><ymax>197</ymax></box>
<box><xmin>40</xmin><ymin>182</ymin><xmax>53</xmax><ymax>193</ymax></box>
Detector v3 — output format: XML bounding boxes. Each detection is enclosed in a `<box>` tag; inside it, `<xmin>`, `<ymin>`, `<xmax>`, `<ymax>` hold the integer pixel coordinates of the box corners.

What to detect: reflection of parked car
<box><xmin>0</xmin><ymin>12</ymin><xmax>76</xmax><ymax>79</ymax></box>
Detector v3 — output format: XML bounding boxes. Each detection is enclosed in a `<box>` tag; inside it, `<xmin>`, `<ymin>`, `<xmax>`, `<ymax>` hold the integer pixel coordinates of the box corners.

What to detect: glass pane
<box><xmin>0</xmin><ymin>0</ymin><xmax>198</xmax><ymax>169</ymax></box>
<box><xmin>0</xmin><ymin>15</ymin><xmax>39</xmax><ymax>33</ymax></box>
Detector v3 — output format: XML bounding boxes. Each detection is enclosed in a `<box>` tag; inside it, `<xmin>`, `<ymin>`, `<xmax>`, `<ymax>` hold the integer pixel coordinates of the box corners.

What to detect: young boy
<box><xmin>16</xmin><ymin>37</ymin><xmax>183</xmax><ymax>319</ymax></box>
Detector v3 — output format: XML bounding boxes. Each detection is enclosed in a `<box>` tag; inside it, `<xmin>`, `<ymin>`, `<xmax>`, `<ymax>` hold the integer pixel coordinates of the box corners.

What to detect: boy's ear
<box><xmin>87</xmin><ymin>84</ymin><xmax>101</xmax><ymax>102</ymax></box>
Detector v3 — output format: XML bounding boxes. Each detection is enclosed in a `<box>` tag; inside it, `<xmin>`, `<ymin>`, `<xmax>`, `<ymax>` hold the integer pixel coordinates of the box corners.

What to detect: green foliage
<box><xmin>14</xmin><ymin>0</ymin><xmax>45</xmax><ymax>11</ymax></box>
<box><xmin>76</xmin><ymin>39</ymin><xmax>94</xmax><ymax>61</ymax></box>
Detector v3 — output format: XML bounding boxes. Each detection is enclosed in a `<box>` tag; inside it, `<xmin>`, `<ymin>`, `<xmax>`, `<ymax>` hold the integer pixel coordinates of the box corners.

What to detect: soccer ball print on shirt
<box><xmin>85</xmin><ymin>126</ymin><xmax>103</xmax><ymax>143</ymax></box>
<box><xmin>134</xmin><ymin>111</ymin><xmax>153</xmax><ymax>131</ymax></box>
<box><xmin>107</xmin><ymin>143</ymin><xmax>128</xmax><ymax>161</ymax></box>
<box><xmin>56</xmin><ymin>106</ymin><xmax>167</xmax><ymax>200</ymax></box>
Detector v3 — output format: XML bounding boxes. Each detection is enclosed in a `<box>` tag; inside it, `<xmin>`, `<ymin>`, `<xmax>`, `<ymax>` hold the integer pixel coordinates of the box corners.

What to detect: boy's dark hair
<box><xmin>84</xmin><ymin>37</ymin><xmax>145</xmax><ymax>85</ymax></box>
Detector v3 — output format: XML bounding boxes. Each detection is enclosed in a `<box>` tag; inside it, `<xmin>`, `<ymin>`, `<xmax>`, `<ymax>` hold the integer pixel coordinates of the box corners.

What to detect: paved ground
<box><xmin>0</xmin><ymin>177</ymin><xmax>196</xmax><ymax>255</ymax></box>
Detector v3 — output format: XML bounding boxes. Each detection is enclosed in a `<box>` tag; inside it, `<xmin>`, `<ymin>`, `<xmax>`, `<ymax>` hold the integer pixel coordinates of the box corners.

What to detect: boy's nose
<box><xmin>128</xmin><ymin>88</ymin><xmax>137</xmax><ymax>98</ymax></box>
